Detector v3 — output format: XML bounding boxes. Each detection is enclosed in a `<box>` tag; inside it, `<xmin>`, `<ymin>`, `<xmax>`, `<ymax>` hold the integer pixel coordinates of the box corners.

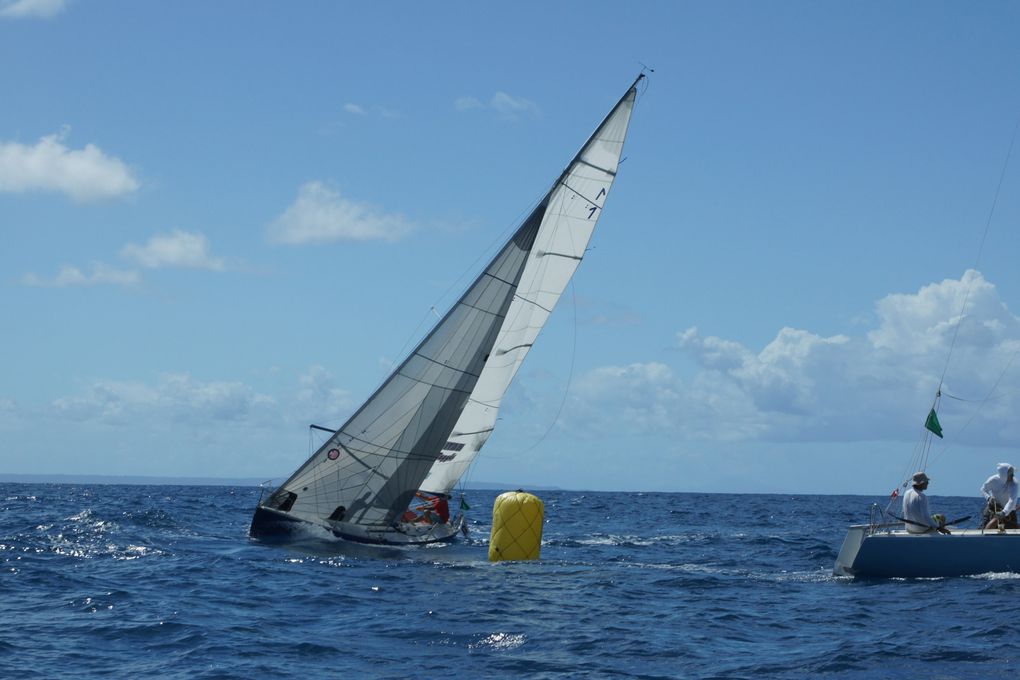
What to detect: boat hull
<box><xmin>249</xmin><ymin>505</ymin><xmax>465</xmax><ymax>546</ymax></box>
<box><xmin>835</xmin><ymin>524</ymin><xmax>1020</xmax><ymax>577</ymax></box>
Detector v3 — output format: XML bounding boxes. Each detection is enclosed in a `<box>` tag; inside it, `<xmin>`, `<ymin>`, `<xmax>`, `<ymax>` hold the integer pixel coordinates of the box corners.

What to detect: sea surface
<box><xmin>1</xmin><ymin>485</ymin><xmax>1015</xmax><ymax>679</ymax></box>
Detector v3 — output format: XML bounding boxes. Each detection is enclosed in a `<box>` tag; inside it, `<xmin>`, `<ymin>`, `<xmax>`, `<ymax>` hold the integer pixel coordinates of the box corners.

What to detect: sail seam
<box><xmin>513</xmin><ymin>293</ymin><xmax>553</xmax><ymax>314</ymax></box>
<box><xmin>330</xmin><ymin>437</ymin><xmax>452</xmax><ymax>462</ymax></box>
<box><xmin>406</xmin><ymin>353</ymin><xmax>483</xmax><ymax>379</ymax></box>
<box><xmin>558</xmin><ymin>180</ymin><xmax>606</xmax><ymax>211</ymax></box>
<box><xmin>482</xmin><ymin>270</ymin><xmax>521</xmax><ymax>288</ymax></box>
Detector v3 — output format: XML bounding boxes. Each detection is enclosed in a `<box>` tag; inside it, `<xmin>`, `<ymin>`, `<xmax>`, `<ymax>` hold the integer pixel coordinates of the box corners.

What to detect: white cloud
<box><xmin>454</xmin><ymin>96</ymin><xmax>483</xmax><ymax>112</ymax></box>
<box><xmin>566</xmin><ymin>271</ymin><xmax>1020</xmax><ymax>447</ymax></box>
<box><xmin>121</xmin><ymin>230</ymin><xmax>226</xmax><ymax>271</ymax></box>
<box><xmin>457</xmin><ymin>92</ymin><xmax>540</xmax><ymax>119</ymax></box>
<box><xmin>343</xmin><ymin>103</ymin><xmax>400</xmax><ymax>119</ymax></box>
<box><xmin>0</xmin><ymin>0</ymin><xmax>67</xmax><ymax>19</ymax></box>
<box><xmin>0</xmin><ymin>129</ymin><xmax>138</xmax><ymax>200</ymax></box>
<box><xmin>52</xmin><ymin>374</ymin><xmax>276</xmax><ymax>425</ymax></box>
<box><xmin>869</xmin><ymin>270</ymin><xmax>1009</xmax><ymax>352</ymax></box>
<box><xmin>44</xmin><ymin>368</ymin><xmax>354</xmax><ymax>436</ymax></box>
<box><xmin>490</xmin><ymin>92</ymin><xmax>540</xmax><ymax>118</ymax></box>
<box><xmin>21</xmin><ymin>263</ymin><xmax>140</xmax><ymax>288</ymax></box>
<box><xmin>294</xmin><ymin>365</ymin><xmax>354</xmax><ymax>424</ymax></box>
<box><xmin>268</xmin><ymin>181</ymin><xmax>413</xmax><ymax>244</ymax></box>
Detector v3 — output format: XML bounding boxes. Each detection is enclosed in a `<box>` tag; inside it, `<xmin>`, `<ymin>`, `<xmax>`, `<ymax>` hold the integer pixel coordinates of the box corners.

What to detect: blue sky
<box><xmin>3</xmin><ymin>1</ymin><xmax>1020</xmax><ymax>497</ymax></box>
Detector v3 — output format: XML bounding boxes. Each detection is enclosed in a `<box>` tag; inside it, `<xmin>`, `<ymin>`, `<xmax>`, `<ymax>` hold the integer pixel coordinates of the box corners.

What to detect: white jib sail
<box><xmin>419</xmin><ymin>80</ymin><xmax>640</xmax><ymax>496</ymax></box>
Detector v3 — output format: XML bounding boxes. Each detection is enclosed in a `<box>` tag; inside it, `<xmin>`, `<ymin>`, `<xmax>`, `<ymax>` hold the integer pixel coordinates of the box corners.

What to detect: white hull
<box><xmin>834</xmin><ymin>523</ymin><xmax>1020</xmax><ymax>577</ymax></box>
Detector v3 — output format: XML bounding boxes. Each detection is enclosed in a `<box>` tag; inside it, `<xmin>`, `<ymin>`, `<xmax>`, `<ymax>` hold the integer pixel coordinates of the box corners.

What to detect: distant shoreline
<box><xmin>0</xmin><ymin>473</ymin><xmax>562</xmax><ymax>491</ymax></box>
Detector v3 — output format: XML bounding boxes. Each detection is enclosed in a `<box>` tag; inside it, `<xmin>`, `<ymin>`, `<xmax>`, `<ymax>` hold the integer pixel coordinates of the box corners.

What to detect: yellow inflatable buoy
<box><xmin>488</xmin><ymin>490</ymin><xmax>544</xmax><ymax>561</ymax></box>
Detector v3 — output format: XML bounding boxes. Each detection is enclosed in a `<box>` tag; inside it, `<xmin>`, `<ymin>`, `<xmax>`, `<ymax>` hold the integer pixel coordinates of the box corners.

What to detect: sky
<box><xmin>2</xmin><ymin>1</ymin><xmax>1020</xmax><ymax>498</ymax></box>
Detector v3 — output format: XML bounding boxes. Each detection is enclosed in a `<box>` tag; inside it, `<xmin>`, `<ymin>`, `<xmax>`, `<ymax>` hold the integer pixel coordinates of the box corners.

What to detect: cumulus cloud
<box><xmin>21</xmin><ymin>263</ymin><xmax>140</xmax><ymax>288</ymax></box>
<box><xmin>491</xmin><ymin>92</ymin><xmax>540</xmax><ymax>118</ymax></box>
<box><xmin>456</xmin><ymin>92</ymin><xmax>540</xmax><ymax>119</ymax></box>
<box><xmin>0</xmin><ymin>0</ymin><xmax>67</xmax><ymax>19</ymax></box>
<box><xmin>566</xmin><ymin>270</ymin><xmax>1020</xmax><ymax>446</ymax></box>
<box><xmin>121</xmin><ymin>230</ymin><xmax>226</xmax><ymax>271</ymax></box>
<box><xmin>294</xmin><ymin>365</ymin><xmax>354</xmax><ymax>424</ymax></box>
<box><xmin>45</xmin><ymin>368</ymin><xmax>358</xmax><ymax>437</ymax></box>
<box><xmin>52</xmin><ymin>374</ymin><xmax>276</xmax><ymax>425</ymax></box>
<box><xmin>343</xmin><ymin>102</ymin><xmax>400</xmax><ymax>119</ymax></box>
<box><xmin>0</xmin><ymin>129</ymin><xmax>138</xmax><ymax>200</ymax></box>
<box><xmin>454</xmin><ymin>96</ymin><xmax>484</xmax><ymax>112</ymax></box>
<box><xmin>268</xmin><ymin>181</ymin><xmax>413</xmax><ymax>244</ymax></box>
<box><xmin>22</xmin><ymin>231</ymin><xmax>228</xmax><ymax>290</ymax></box>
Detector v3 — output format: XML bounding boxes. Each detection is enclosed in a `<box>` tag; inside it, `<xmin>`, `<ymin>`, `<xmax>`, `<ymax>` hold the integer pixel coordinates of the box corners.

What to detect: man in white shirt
<box><xmin>981</xmin><ymin>463</ymin><xmax>1018</xmax><ymax>528</ymax></box>
<box><xmin>902</xmin><ymin>471</ymin><xmax>950</xmax><ymax>534</ymax></box>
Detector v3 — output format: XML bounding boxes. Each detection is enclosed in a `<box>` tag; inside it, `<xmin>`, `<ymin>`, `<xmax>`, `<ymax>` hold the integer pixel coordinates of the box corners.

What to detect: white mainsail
<box><xmin>254</xmin><ymin>76</ymin><xmax>642</xmax><ymax>540</ymax></box>
<box><xmin>419</xmin><ymin>81</ymin><xmax>640</xmax><ymax>495</ymax></box>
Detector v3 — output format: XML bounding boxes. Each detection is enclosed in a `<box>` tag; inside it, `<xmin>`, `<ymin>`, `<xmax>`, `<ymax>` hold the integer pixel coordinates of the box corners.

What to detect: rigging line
<box><xmin>929</xmin><ymin>343</ymin><xmax>1020</xmax><ymax>468</ymax></box>
<box><xmin>922</xmin><ymin>114</ymin><xmax>1020</xmax><ymax>471</ymax></box>
<box><xmin>937</xmin><ymin>113</ymin><xmax>1020</xmax><ymax>387</ymax></box>
<box><xmin>516</xmin><ymin>277</ymin><xmax>579</xmax><ymax>458</ymax></box>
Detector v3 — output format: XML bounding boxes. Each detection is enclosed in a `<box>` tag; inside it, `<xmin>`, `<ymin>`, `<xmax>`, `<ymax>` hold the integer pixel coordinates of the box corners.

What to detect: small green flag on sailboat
<box><xmin>459</xmin><ymin>497</ymin><xmax>471</xmax><ymax>511</ymax></box>
<box><xmin>925</xmin><ymin>408</ymin><xmax>943</xmax><ymax>438</ymax></box>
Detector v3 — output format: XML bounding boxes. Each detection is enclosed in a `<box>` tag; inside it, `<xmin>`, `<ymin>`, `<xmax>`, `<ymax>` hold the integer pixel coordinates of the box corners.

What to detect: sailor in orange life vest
<box><xmin>414</xmin><ymin>491</ymin><xmax>451</xmax><ymax>524</ymax></box>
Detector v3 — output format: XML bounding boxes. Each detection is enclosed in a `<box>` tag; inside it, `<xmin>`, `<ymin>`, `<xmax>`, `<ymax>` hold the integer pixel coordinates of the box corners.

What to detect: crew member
<box><xmin>902</xmin><ymin>471</ymin><xmax>950</xmax><ymax>534</ymax></box>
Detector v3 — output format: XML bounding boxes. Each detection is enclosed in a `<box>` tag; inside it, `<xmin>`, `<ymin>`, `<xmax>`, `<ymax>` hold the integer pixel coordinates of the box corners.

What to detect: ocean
<box><xmin>1</xmin><ymin>485</ymin><xmax>1014</xmax><ymax>679</ymax></box>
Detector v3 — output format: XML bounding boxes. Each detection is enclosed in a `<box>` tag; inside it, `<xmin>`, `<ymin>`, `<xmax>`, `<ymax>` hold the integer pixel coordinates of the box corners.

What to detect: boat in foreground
<box><xmin>835</xmin><ymin>523</ymin><xmax>1020</xmax><ymax>578</ymax></box>
<box><xmin>250</xmin><ymin>75</ymin><xmax>643</xmax><ymax>546</ymax></box>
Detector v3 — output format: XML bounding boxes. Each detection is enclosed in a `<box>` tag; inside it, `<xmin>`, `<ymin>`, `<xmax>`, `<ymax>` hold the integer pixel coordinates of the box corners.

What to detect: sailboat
<box><xmin>249</xmin><ymin>75</ymin><xmax>643</xmax><ymax>545</ymax></box>
<box><xmin>832</xmin><ymin>395</ymin><xmax>1020</xmax><ymax>578</ymax></box>
<box><xmin>834</xmin><ymin>240</ymin><xmax>1019</xmax><ymax>574</ymax></box>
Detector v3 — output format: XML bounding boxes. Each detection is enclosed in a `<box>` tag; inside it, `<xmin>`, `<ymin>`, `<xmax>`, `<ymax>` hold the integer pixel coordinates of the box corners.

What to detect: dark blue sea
<box><xmin>1</xmin><ymin>485</ymin><xmax>1015</xmax><ymax>679</ymax></box>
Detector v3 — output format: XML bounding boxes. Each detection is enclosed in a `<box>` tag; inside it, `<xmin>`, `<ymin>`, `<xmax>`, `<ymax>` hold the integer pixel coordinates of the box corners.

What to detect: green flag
<box><xmin>925</xmin><ymin>408</ymin><xmax>943</xmax><ymax>438</ymax></box>
<box><xmin>459</xmin><ymin>497</ymin><xmax>470</xmax><ymax>511</ymax></box>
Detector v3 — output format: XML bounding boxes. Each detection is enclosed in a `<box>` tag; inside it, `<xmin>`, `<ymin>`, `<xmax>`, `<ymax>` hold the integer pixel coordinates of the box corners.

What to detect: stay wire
<box><xmin>516</xmin><ymin>278</ymin><xmax>579</xmax><ymax>458</ymax></box>
<box><xmin>915</xmin><ymin>112</ymin><xmax>1020</xmax><ymax>483</ymax></box>
<box><xmin>937</xmin><ymin>113</ymin><xmax>1020</xmax><ymax>389</ymax></box>
<box><xmin>929</xmin><ymin>342</ymin><xmax>1020</xmax><ymax>468</ymax></box>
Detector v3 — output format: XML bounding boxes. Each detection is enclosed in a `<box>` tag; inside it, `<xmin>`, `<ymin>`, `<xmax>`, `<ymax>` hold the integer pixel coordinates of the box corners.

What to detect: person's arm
<box><xmin>1001</xmin><ymin>490</ymin><xmax>1018</xmax><ymax>515</ymax></box>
